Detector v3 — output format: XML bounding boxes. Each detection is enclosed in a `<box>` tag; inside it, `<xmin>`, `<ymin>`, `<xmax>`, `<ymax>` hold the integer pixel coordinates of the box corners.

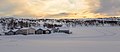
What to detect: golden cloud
<box><xmin>0</xmin><ymin>0</ymin><xmax>119</xmax><ymax>18</ymax></box>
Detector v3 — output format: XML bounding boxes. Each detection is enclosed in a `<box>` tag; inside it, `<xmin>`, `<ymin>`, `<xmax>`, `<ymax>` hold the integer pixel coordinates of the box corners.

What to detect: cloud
<box><xmin>96</xmin><ymin>0</ymin><xmax>120</xmax><ymax>16</ymax></box>
<box><xmin>0</xmin><ymin>0</ymin><xmax>120</xmax><ymax>18</ymax></box>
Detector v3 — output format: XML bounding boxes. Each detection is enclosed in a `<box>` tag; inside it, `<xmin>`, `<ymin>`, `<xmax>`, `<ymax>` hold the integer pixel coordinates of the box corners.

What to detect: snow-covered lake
<box><xmin>0</xmin><ymin>26</ymin><xmax>120</xmax><ymax>52</ymax></box>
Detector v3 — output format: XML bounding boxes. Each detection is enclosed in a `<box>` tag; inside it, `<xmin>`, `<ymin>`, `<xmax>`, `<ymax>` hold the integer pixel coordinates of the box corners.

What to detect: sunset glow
<box><xmin>0</xmin><ymin>0</ymin><xmax>120</xmax><ymax>19</ymax></box>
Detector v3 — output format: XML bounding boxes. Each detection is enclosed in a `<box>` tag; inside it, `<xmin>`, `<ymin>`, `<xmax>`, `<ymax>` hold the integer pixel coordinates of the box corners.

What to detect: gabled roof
<box><xmin>58</xmin><ymin>27</ymin><xmax>69</xmax><ymax>30</ymax></box>
<box><xmin>21</xmin><ymin>27</ymin><xmax>35</xmax><ymax>30</ymax></box>
<box><xmin>32</xmin><ymin>27</ymin><xmax>48</xmax><ymax>30</ymax></box>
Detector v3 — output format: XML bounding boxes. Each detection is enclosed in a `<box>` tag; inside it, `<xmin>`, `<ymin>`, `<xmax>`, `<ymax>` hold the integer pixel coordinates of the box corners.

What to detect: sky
<box><xmin>0</xmin><ymin>0</ymin><xmax>120</xmax><ymax>19</ymax></box>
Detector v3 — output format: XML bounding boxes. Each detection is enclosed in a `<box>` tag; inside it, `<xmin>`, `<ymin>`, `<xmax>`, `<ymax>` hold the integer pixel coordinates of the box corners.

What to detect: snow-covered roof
<box><xmin>12</xmin><ymin>29</ymin><xmax>19</xmax><ymax>32</ymax></box>
<box><xmin>32</xmin><ymin>27</ymin><xmax>48</xmax><ymax>30</ymax></box>
<box><xmin>21</xmin><ymin>28</ymin><xmax>29</xmax><ymax>30</ymax></box>
<box><xmin>58</xmin><ymin>27</ymin><xmax>69</xmax><ymax>30</ymax></box>
<box><xmin>3</xmin><ymin>30</ymin><xmax>12</xmax><ymax>32</ymax></box>
<box><xmin>3</xmin><ymin>29</ymin><xmax>19</xmax><ymax>32</ymax></box>
<box><xmin>21</xmin><ymin>27</ymin><xmax>35</xmax><ymax>30</ymax></box>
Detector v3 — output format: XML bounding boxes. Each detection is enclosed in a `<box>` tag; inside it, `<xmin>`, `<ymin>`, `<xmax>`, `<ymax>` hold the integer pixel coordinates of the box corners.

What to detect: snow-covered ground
<box><xmin>0</xmin><ymin>26</ymin><xmax>120</xmax><ymax>52</ymax></box>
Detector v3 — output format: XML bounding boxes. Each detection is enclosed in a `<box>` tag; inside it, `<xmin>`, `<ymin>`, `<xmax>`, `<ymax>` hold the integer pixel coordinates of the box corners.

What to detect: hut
<box><xmin>4</xmin><ymin>30</ymin><xmax>15</xmax><ymax>35</ymax></box>
<box><xmin>35</xmin><ymin>27</ymin><xmax>51</xmax><ymax>34</ymax></box>
<box><xmin>52</xmin><ymin>27</ymin><xmax>60</xmax><ymax>33</ymax></box>
<box><xmin>35</xmin><ymin>28</ymin><xmax>43</xmax><ymax>34</ymax></box>
<box><xmin>59</xmin><ymin>30</ymin><xmax>72</xmax><ymax>34</ymax></box>
<box><xmin>43</xmin><ymin>29</ymin><xmax>51</xmax><ymax>34</ymax></box>
<box><xmin>28</xmin><ymin>28</ymin><xmax>36</xmax><ymax>34</ymax></box>
<box><xmin>15</xmin><ymin>28</ymin><xmax>36</xmax><ymax>35</ymax></box>
<box><xmin>58</xmin><ymin>27</ymin><xmax>72</xmax><ymax>34</ymax></box>
<box><xmin>15</xmin><ymin>29</ymin><xmax>24</xmax><ymax>35</ymax></box>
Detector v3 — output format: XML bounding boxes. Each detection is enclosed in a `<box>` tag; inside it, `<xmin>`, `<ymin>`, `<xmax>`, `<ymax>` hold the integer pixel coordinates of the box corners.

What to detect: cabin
<box><xmin>4</xmin><ymin>27</ymin><xmax>52</xmax><ymax>35</ymax></box>
<box><xmin>4</xmin><ymin>30</ymin><xmax>15</xmax><ymax>35</ymax></box>
<box><xmin>35</xmin><ymin>28</ymin><xmax>43</xmax><ymax>34</ymax></box>
<box><xmin>59</xmin><ymin>30</ymin><xmax>72</xmax><ymax>34</ymax></box>
<box><xmin>15</xmin><ymin>28</ymin><xmax>36</xmax><ymax>35</ymax></box>
<box><xmin>28</xmin><ymin>28</ymin><xmax>36</xmax><ymax>34</ymax></box>
<box><xmin>35</xmin><ymin>27</ymin><xmax>51</xmax><ymax>34</ymax></box>
<box><xmin>43</xmin><ymin>29</ymin><xmax>51</xmax><ymax>34</ymax></box>
<box><xmin>56</xmin><ymin>27</ymin><xmax>72</xmax><ymax>34</ymax></box>
<box><xmin>52</xmin><ymin>28</ymin><xmax>60</xmax><ymax>33</ymax></box>
<box><xmin>15</xmin><ymin>29</ymin><xmax>24</xmax><ymax>35</ymax></box>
